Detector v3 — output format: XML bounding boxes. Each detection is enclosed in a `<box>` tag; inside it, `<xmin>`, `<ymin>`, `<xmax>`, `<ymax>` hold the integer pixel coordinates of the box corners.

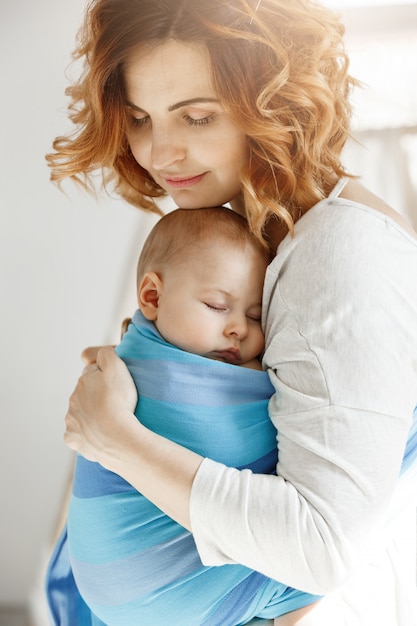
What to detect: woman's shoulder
<box><xmin>337</xmin><ymin>178</ymin><xmax>417</xmax><ymax>239</ymax></box>
<box><xmin>265</xmin><ymin>179</ymin><xmax>417</xmax><ymax>302</ymax></box>
<box><xmin>275</xmin><ymin>179</ymin><xmax>417</xmax><ymax>261</ymax></box>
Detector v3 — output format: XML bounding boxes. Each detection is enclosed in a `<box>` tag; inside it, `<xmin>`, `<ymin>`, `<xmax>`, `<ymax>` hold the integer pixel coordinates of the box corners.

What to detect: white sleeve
<box><xmin>190</xmin><ymin>203</ymin><xmax>417</xmax><ymax>595</ymax></box>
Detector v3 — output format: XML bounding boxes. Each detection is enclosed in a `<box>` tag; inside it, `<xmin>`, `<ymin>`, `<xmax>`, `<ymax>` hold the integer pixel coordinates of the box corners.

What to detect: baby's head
<box><xmin>137</xmin><ymin>207</ymin><xmax>271</xmax><ymax>366</ymax></box>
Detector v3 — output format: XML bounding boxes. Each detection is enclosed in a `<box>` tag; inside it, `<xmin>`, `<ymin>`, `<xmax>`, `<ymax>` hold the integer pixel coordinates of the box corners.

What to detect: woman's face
<box><xmin>124</xmin><ymin>40</ymin><xmax>248</xmax><ymax>211</ymax></box>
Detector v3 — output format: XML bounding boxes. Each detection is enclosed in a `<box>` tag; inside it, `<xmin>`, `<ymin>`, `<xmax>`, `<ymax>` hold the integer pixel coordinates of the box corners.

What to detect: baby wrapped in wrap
<box><xmin>63</xmin><ymin>310</ymin><xmax>320</xmax><ymax>625</ymax></box>
<box><xmin>46</xmin><ymin>310</ymin><xmax>417</xmax><ymax>625</ymax></box>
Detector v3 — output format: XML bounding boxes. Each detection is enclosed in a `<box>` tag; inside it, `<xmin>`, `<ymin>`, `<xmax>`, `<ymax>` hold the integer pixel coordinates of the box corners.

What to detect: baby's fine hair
<box><xmin>136</xmin><ymin>207</ymin><xmax>271</xmax><ymax>290</ymax></box>
<box><xmin>47</xmin><ymin>0</ymin><xmax>357</xmax><ymax>243</ymax></box>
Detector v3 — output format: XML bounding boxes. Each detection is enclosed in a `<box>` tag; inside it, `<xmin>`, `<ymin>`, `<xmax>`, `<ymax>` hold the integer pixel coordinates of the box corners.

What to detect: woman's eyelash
<box><xmin>130</xmin><ymin>116</ymin><xmax>148</xmax><ymax>128</ymax></box>
<box><xmin>128</xmin><ymin>113</ymin><xmax>214</xmax><ymax>129</ymax></box>
<box><xmin>184</xmin><ymin>114</ymin><xmax>214</xmax><ymax>126</ymax></box>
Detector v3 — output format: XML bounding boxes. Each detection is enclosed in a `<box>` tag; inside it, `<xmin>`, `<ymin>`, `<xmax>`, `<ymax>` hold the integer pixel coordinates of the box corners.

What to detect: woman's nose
<box><xmin>151</xmin><ymin>127</ymin><xmax>186</xmax><ymax>170</ymax></box>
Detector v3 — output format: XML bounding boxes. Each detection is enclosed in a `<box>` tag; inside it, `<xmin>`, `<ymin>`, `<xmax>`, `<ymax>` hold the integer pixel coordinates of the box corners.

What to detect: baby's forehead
<box><xmin>181</xmin><ymin>238</ymin><xmax>263</xmax><ymax>264</ymax></box>
<box><xmin>170</xmin><ymin>239</ymin><xmax>268</xmax><ymax>278</ymax></box>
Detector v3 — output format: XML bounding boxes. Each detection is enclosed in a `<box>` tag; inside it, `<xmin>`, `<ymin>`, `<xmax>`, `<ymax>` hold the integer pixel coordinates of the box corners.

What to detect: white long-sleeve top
<box><xmin>189</xmin><ymin>192</ymin><xmax>417</xmax><ymax>598</ymax></box>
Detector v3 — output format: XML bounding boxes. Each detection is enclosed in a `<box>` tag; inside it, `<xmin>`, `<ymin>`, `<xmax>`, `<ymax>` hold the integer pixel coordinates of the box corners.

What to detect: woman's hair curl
<box><xmin>47</xmin><ymin>0</ymin><xmax>357</xmax><ymax>243</ymax></box>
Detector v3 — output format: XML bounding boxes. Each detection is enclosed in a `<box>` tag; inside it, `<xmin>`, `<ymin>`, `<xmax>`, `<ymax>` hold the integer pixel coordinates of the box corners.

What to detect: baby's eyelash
<box><xmin>204</xmin><ymin>303</ymin><xmax>226</xmax><ymax>312</ymax></box>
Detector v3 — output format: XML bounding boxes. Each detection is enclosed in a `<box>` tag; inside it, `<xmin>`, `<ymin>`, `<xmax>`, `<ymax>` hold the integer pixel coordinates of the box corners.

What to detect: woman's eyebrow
<box><xmin>125</xmin><ymin>97</ymin><xmax>220</xmax><ymax>113</ymax></box>
<box><xmin>168</xmin><ymin>98</ymin><xmax>220</xmax><ymax>112</ymax></box>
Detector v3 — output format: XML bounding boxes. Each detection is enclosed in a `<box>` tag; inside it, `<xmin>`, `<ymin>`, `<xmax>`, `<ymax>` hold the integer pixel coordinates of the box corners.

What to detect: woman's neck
<box><xmin>229</xmin><ymin>193</ymin><xmax>246</xmax><ymax>217</ymax></box>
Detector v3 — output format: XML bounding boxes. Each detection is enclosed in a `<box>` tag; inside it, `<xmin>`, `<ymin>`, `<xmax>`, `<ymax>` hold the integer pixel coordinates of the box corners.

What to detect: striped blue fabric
<box><xmin>46</xmin><ymin>311</ymin><xmax>417</xmax><ymax>625</ymax></box>
<box><xmin>66</xmin><ymin>311</ymin><xmax>320</xmax><ymax>625</ymax></box>
<box><xmin>385</xmin><ymin>405</ymin><xmax>417</xmax><ymax>527</ymax></box>
<box><xmin>400</xmin><ymin>405</ymin><xmax>417</xmax><ymax>476</ymax></box>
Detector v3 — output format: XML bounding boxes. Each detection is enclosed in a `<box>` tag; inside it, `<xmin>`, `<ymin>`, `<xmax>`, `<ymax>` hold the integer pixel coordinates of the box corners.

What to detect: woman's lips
<box><xmin>164</xmin><ymin>173</ymin><xmax>207</xmax><ymax>189</ymax></box>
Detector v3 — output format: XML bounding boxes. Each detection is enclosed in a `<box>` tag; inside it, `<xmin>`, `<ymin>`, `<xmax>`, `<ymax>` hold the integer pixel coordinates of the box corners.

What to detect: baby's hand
<box><xmin>120</xmin><ymin>317</ymin><xmax>132</xmax><ymax>338</ymax></box>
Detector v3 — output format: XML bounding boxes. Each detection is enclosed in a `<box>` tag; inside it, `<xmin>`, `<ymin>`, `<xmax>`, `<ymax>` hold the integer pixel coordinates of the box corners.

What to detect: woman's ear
<box><xmin>138</xmin><ymin>272</ymin><xmax>163</xmax><ymax>321</ymax></box>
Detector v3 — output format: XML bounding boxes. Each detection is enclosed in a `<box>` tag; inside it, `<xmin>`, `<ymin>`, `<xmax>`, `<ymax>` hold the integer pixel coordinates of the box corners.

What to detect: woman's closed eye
<box><xmin>129</xmin><ymin>114</ymin><xmax>149</xmax><ymax>129</ymax></box>
<box><xmin>127</xmin><ymin>110</ymin><xmax>215</xmax><ymax>130</ymax></box>
<box><xmin>183</xmin><ymin>113</ymin><xmax>215</xmax><ymax>127</ymax></box>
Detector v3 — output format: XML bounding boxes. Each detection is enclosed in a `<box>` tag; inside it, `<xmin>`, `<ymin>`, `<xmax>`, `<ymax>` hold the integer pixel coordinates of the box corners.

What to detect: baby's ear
<box><xmin>138</xmin><ymin>272</ymin><xmax>162</xmax><ymax>321</ymax></box>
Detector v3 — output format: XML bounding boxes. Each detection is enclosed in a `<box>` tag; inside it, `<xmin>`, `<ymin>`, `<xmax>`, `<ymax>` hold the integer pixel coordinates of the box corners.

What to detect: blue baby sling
<box><xmin>46</xmin><ymin>310</ymin><xmax>319</xmax><ymax>625</ymax></box>
<box><xmin>45</xmin><ymin>310</ymin><xmax>417</xmax><ymax>625</ymax></box>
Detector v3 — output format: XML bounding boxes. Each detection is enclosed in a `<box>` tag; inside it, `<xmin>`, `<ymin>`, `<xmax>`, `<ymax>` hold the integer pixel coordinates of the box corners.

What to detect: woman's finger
<box><xmin>81</xmin><ymin>345</ymin><xmax>115</xmax><ymax>366</ymax></box>
<box><xmin>82</xmin><ymin>363</ymin><xmax>100</xmax><ymax>376</ymax></box>
<box><xmin>63</xmin><ymin>346</ymin><xmax>138</xmax><ymax>462</ymax></box>
<box><xmin>96</xmin><ymin>345</ymin><xmax>121</xmax><ymax>369</ymax></box>
<box><xmin>64</xmin><ymin>393</ymin><xmax>80</xmax><ymax>450</ymax></box>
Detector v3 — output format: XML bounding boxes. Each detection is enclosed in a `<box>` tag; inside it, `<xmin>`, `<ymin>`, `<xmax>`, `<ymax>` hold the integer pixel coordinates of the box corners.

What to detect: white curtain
<box><xmin>343</xmin><ymin>129</ymin><xmax>417</xmax><ymax>229</ymax></box>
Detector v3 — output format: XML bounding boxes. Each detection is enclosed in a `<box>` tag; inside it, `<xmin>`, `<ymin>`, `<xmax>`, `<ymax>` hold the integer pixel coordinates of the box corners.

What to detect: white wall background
<box><xmin>1</xmin><ymin>0</ymin><xmax>416</xmax><ymax>620</ymax></box>
<box><xmin>0</xmin><ymin>0</ymin><xmax>159</xmax><ymax>611</ymax></box>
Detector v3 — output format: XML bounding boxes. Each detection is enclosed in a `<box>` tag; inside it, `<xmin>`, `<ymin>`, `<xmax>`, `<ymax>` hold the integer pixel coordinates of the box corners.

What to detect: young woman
<box><xmin>49</xmin><ymin>0</ymin><xmax>417</xmax><ymax>623</ymax></box>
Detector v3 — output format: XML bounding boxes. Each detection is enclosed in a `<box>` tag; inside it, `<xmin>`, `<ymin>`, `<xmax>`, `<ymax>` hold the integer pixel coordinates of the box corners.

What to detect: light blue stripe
<box><xmin>68</xmin><ymin>493</ymin><xmax>185</xmax><ymax>561</ymax></box>
<box><xmin>71</xmin><ymin>532</ymin><xmax>204</xmax><ymax>604</ymax></box>
<box><xmin>137</xmin><ymin>397</ymin><xmax>277</xmax><ymax>465</ymax></box>
<box><xmin>85</xmin><ymin>567</ymin><xmax>265</xmax><ymax>626</ymax></box>
<box><xmin>124</xmin><ymin>358</ymin><xmax>274</xmax><ymax>405</ymax></box>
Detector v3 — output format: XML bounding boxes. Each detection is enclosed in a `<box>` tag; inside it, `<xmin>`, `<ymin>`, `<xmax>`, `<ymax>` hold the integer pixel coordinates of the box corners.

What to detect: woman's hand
<box><xmin>80</xmin><ymin>345</ymin><xmax>103</xmax><ymax>366</ymax></box>
<box><xmin>64</xmin><ymin>347</ymin><xmax>138</xmax><ymax>469</ymax></box>
<box><xmin>65</xmin><ymin>346</ymin><xmax>204</xmax><ymax>529</ymax></box>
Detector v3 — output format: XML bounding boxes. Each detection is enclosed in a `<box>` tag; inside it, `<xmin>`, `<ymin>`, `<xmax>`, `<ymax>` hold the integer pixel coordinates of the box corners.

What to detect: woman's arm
<box><xmin>65</xmin><ymin>200</ymin><xmax>417</xmax><ymax>594</ymax></box>
<box><xmin>189</xmin><ymin>201</ymin><xmax>417</xmax><ymax>593</ymax></box>
<box><xmin>64</xmin><ymin>347</ymin><xmax>203</xmax><ymax>530</ymax></box>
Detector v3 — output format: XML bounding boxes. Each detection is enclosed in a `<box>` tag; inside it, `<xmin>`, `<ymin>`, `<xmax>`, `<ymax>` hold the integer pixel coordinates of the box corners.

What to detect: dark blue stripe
<box><xmin>72</xmin><ymin>455</ymin><xmax>135</xmax><ymax>498</ymax></box>
<box><xmin>202</xmin><ymin>572</ymin><xmax>274</xmax><ymax>626</ymax></box>
<box><xmin>239</xmin><ymin>447</ymin><xmax>278</xmax><ymax>474</ymax></box>
<box><xmin>73</xmin><ymin>445</ymin><xmax>277</xmax><ymax>500</ymax></box>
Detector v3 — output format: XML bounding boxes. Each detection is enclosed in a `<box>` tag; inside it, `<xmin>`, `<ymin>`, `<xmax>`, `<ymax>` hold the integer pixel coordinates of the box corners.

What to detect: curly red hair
<box><xmin>47</xmin><ymin>0</ymin><xmax>357</xmax><ymax>243</ymax></box>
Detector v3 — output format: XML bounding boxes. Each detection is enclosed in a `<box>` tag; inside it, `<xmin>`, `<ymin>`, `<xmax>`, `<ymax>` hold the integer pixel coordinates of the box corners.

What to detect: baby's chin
<box><xmin>206</xmin><ymin>353</ymin><xmax>263</xmax><ymax>370</ymax></box>
<box><xmin>239</xmin><ymin>358</ymin><xmax>264</xmax><ymax>371</ymax></box>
